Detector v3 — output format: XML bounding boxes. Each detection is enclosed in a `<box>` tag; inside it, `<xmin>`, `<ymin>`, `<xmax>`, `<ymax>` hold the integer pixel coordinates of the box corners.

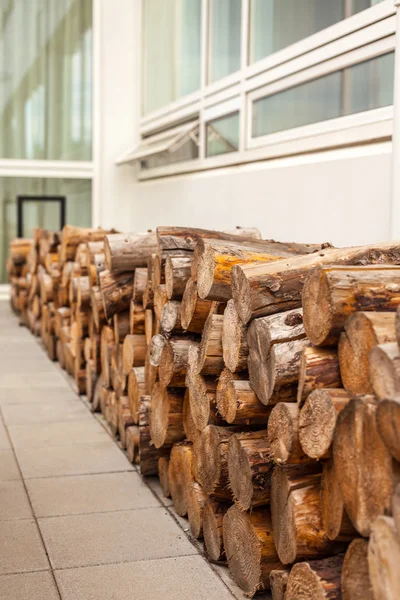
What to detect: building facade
<box><xmin>1</xmin><ymin>0</ymin><xmax>398</xmax><ymax>280</ymax></box>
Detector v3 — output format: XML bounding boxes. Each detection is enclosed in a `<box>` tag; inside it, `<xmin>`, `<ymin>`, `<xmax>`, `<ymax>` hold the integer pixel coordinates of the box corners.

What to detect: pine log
<box><xmin>333</xmin><ymin>396</ymin><xmax>393</xmax><ymax>536</ymax></box>
<box><xmin>297</xmin><ymin>346</ymin><xmax>341</xmax><ymax>407</ymax></box>
<box><xmin>85</xmin><ymin>360</ymin><xmax>96</xmax><ymax>403</ymax></box>
<box><xmin>268</xmin><ymin>402</ymin><xmax>309</xmax><ymax>465</ymax></box>
<box><xmin>181</xmin><ymin>277</ymin><xmax>214</xmax><ymax>333</ymax></box>
<box><xmin>232</xmin><ymin>242</ymin><xmax>400</xmax><ymax>324</ymax></box>
<box><xmin>158</xmin><ymin>456</ymin><xmax>170</xmax><ymax>498</ymax></box>
<box><xmin>113</xmin><ymin>311</ymin><xmax>130</xmax><ymax>345</ymax></box>
<box><xmin>100</xmin><ymin>386</ymin><xmax>111</xmax><ymax>417</ymax></box>
<box><xmin>122</xmin><ymin>334</ymin><xmax>147</xmax><ymax>375</ymax></box>
<box><xmin>118</xmin><ymin>396</ymin><xmax>134</xmax><ymax>449</ymax></box>
<box><xmin>127</xmin><ymin>366</ymin><xmax>145</xmax><ymax>424</ymax></box>
<box><xmin>376</xmin><ymin>396</ymin><xmax>400</xmax><ymax>461</ymax></box>
<box><xmin>144</xmin><ymin>309</ymin><xmax>154</xmax><ymax>345</ymax></box>
<box><xmin>196</xmin><ymin>313</ymin><xmax>224</xmax><ymax>375</ymax></box>
<box><xmin>182</xmin><ymin>389</ymin><xmax>199</xmax><ymax>444</ymax></box>
<box><xmin>60</xmin><ymin>225</ymin><xmax>113</xmax><ymax>263</ymax></box>
<box><xmin>203</xmin><ymin>500</ymin><xmax>229</xmax><ymax>562</ymax></box>
<box><xmin>299</xmin><ymin>389</ymin><xmax>351</xmax><ymax>460</ymax></box>
<box><xmin>139</xmin><ymin>395</ymin><xmax>167</xmax><ymax>476</ymax></box>
<box><xmin>168</xmin><ymin>441</ymin><xmax>194</xmax><ymax>517</ymax></box>
<box><xmin>9</xmin><ymin>238</ymin><xmax>33</xmax><ymax>265</ymax></box>
<box><xmin>160</xmin><ymin>300</ymin><xmax>183</xmax><ymax>334</ymax></box>
<box><xmin>216</xmin><ymin>370</ymin><xmax>271</xmax><ymax>425</ymax></box>
<box><xmin>104</xmin><ymin>232</ymin><xmax>157</xmax><ymax>274</ymax></box>
<box><xmin>129</xmin><ymin>300</ymin><xmax>145</xmax><ymax>335</ymax></box>
<box><xmin>285</xmin><ymin>555</ymin><xmax>343</xmax><ymax>600</ymax></box>
<box><xmin>247</xmin><ymin>308</ymin><xmax>306</xmax><ymax>405</ymax></box>
<box><xmin>271</xmin><ymin>466</ymin><xmax>340</xmax><ymax>565</ymax></box>
<box><xmin>368</xmin><ymin>516</ymin><xmax>400</xmax><ymax>600</ymax></box>
<box><xmin>90</xmin><ymin>285</ymin><xmax>105</xmax><ymax>331</ymax></box>
<box><xmin>194</xmin><ymin>425</ymin><xmax>237</xmax><ymax>499</ymax></box>
<box><xmin>157</xmin><ymin>225</ymin><xmax>269</xmax><ymax>254</ymax></box>
<box><xmin>320</xmin><ymin>459</ymin><xmax>357</xmax><ymax>542</ymax></box>
<box><xmin>86</xmin><ymin>240</ymin><xmax>104</xmax><ymax>268</ymax></box>
<box><xmin>269</xmin><ymin>570</ymin><xmax>290</xmax><ymax>600</ymax></box>
<box><xmin>185</xmin><ymin>345</ymin><xmax>221</xmax><ymax>430</ymax></box>
<box><xmin>149</xmin><ymin>383</ymin><xmax>185</xmax><ymax>448</ymax></box>
<box><xmin>133</xmin><ymin>267</ymin><xmax>148</xmax><ymax>303</ymax></box>
<box><xmin>341</xmin><ymin>538</ymin><xmax>373</xmax><ymax>600</ymax></box>
<box><xmin>222</xmin><ymin>299</ymin><xmax>248</xmax><ymax>373</ymax></box>
<box><xmin>154</xmin><ymin>284</ymin><xmax>168</xmax><ymax>322</ymax></box>
<box><xmin>99</xmin><ymin>269</ymin><xmax>134</xmax><ymax>321</ymax></box>
<box><xmin>76</xmin><ymin>275</ymin><xmax>90</xmax><ymax>310</ymax></box>
<box><xmin>339</xmin><ymin>312</ymin><xmax>396</xmax><ymax>394</ymax></box>
<box><xmin>125</xmin><ymin>425</ymin><xmax>140</xmax><ymax>464</ymax></box>
<box><xmin>369</xmin><ymin>342</ymin><xmax>400</xmax><ymax>400</ymax></box>
<box><xmin>100</xmin><ymin>325</ymin><xmax>115</xmax><ymax>388</ymax></box>
<box><xmin>159</xmin><ymin>339</ymin><xmax>198</xmax><ymax>387</ymax></box>
<box><xmin>165</xmin><ymin>256</ymin><xmax>192</xmax><ymax>299</ymax></box>
<box><xmin>144</xmin><ymin>346</ymin><xmax>158</xmax><ymax>395</ymax></box>
<box><xmin>91</xmin><ymin>376</ymin><xmax>103</xmax><ymax>413</ymax></box>
<box><xmin>393</xmin><ymin>483</ymin><xmax>400</xmax><ymax>534</ymax></box>
<box><xmin>228</xmin><ymin>430</ymin><xmax>272</xmax><ymax>510</ymax></box>
<box><xmin>149</xmin><ymin>333</ymin><xmax>166</xmax><ymax>367</ymax></box>
<box><xmin>94</xmin><ymin>253</ymin><xmax>105</xmax><ymax>284</ymax></box>
<box><xmin>142</xmin><ymin>278</ymin><xmax>154</xmax><ymax>310</ymax></box>
<box><xmin>187</xmin><ymin>482</ymin><xmax>208</xmax><ymax>538</ymax></box>
<box><xmin>110</xmin><ymin>344</ymin><xmax>127</xmax><ymax>397</ymax></box>
<box><xmin>223</xmin><ymin>505</ymin><xmax>284</xmax><ymax>597</ymax></box>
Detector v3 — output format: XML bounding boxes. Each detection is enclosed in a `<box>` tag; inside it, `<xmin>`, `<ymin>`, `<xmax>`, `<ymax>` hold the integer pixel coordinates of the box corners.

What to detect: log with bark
<box><xmin>129</xmin><ymin>300</ymin><xmax>145</xmax><ymax>335</ymax></box>
<box><xmin>156</xmin><ymin>225</ymin><xmax>265</xmax><ymax>254</ymax></box>
<box><xmin>122</xmin><ymin>334</ymin><xmax>147</xmax><ymax>374</ymax></box>
<box><xmin>160</xmin><ymin>300</ymin><xmax>183</xmax><ymax>334</ymax></box>
<box><xmin>182</xmin><ymin>389</ymin><xmax>199</xmax><ymax>443</ymax></box>
<box><xmin>341</xmin><ymin>538</ymin><xmax>374</xmax><ymax>600</ymax></box>
<box><xmin>196</xmin><ymin>313</ymin><xmax>224</xmax><ymax>375</ymax></box>
<box><xmin>113</xmin><ymin>311</ymin><xmax>130</xmax><ymax>345</ymax></box>
<box><xmin>231</xmin><ymin>241</ymin><xmax>400</xmax><ymax>324</ymax></box>
<box><xmin>185</xmin><ymin>345</ymin><xmax>220</xmax><ymax>431</ymax></box>
<box><xmin>320</xmin><ymin>459</ymin><xmax>357</xmax><ymax>542</ymax></box>
<box><xmin>165</xmin><ymin>256</ymin><xmax>192</xmax><ymax>300</ymax></box>
<box><xmin>104</xmin><ymin>232</ymin><xmax>157</xmax><ymax>274</ymax></box>
<box><xmin>299</xmin><ymin>389</ymin><xmax>351</xmax><ymax>460</ymax></box>
<box><xmin>269</xmin><ymin>570</ymin><xmax>290</xmax><ymax>600</ymax></box>
<box><xmin>168</xmin><ymin>441</ymin><xmax>194</xmax><ymax>517</ymax></box>
<box><xmin>158</xmin><ymin>456</ymin><xmax>170</xmax><ymax>498</ymax></box>
<box><xmin>99</xmin><ymin>269</ymin><xmax>134</xmax><ymax>320</ymax></box>
<box><xmin>339</xmin><ymin>312</ymin><xmax>396</xmax><ymax>394</ymax></box>
<box><xmin>187</xmin><ymin>482</ymin><xmax>208</xmax><ymax>538</ymax></box>
<box><xmin>297</xmin><ymin>346</ymin><xmax>341</xmax><ymax>407</ymax></box>
<box><xmin>118</xmin><ymin>396</ymin><xmax>134</xmax><ymax>449</ymax></box>
<box><xmin>127</xmin><ymin>366</ymin><xmax>145</xmax><ymax>424</ymax></box>
<box><xmin>125</xmin><ymin>425</ymin><xmax>140</xmax><ymax>464</ymax></box>
<box><xmin>247</xmin><ymin>308</ymin><xmax>307</xmax><ymax>405</ymax></box>
<box><xmin>369</xmin><ymin>341</ymin><xmax>400</xmax><ymax>400</ymax></box>
<box><xmin>149</xmin><ymin>383</ymin><xmax>185</xmax><ymax>448</ymax></box>
<box><xmin>90</xmin><ymin>286</ymin><xmax>105</xmax><ymax>330</ymax></box>
<box><xmin>222</xmin><ymin>299</ymin><xmax>248</xmax><ymax>373</ymax></box>
<box><xmin>194</xmin><ymin>425</ymin><xmax>235</xmax><ymax>499</ymax></box>
<box><xmin>227</xmin><ymin>430</ymin><xmax>272</xmax><ymax>510</ymax></box>
<box><xmin>303</xmin><ymin>265</ymin><xmax>400</xmax><ymax>347</ymax></box>
<box><xmin>268</xmin><ymin>402</ymin><xmax>309</xmax><ymax>465</ymax></box>
<box><xmin>368</xmin><ymin>516</ymin><xmax>400</xmax><ymax>600</ymax></box>
<box><xmin>285</xmin><ymin>555</ymin><xmax>344</xmax><ymax>600</ymax></box>
<box><xmin>203</xmin><ymin>500</ymin><xmax>229</xmax><ymax>562</ymax></box>
<box><xmin>223</xmin><ymin>504</ymin><xmax>284</xmax><ymax>596</ymax></box>
<box><xmin>216</xmin><ymin>370</ymin><xmax>271</xmax><ymax>425</ymax></box>
<box><xmin>181</xmin><ymin>277</ymin><xmax>214</xmax><ymax>333</ymax></box>
<box><xmin>139</xmin><ymin>395</ymin><xmax>167</xmax><ymax>476</ymax></box>
<box><xmin>333</xmin><ymin>396</ymin><xmax>394</xmax><ymax>536</ymax></box>
<box><xmin>159</xmin><ymin>339</ymin><xmax>198</xmax><ymax>387</ymax></box>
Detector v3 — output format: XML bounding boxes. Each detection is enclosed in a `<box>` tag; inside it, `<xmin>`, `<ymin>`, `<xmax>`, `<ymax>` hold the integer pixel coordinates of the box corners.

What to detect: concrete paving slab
<box><xmin>27</xmin><ymin>472</ymin><xmax>160</xmax><ymax>517</ymax></box>
<box><xmin>0</xmin><ymin>480</ymin><xmax>33</xmax><ymax>520</ymax></box>
<box><xmin>0</xmin><ymin>387</ymin><xmax>79</xmax><ymax>405</ymax></box>
<box><xmin>0</xmin><ymin>449</ymin><xmax>21</xmax><ymax>480</ymax></box>
<box><xmin>55</xmin><ymin>555</ymin><xmax>234</xmax><ymax>600</ymax></box>
<box><xmin>39</xmin><ymin>508</ymin><xmax>197</xmax><ymax>569</ymax></box>
<box><xmin>0</xmin><ymin>571</ymin><xmax>59</xmax><ymax>600</ymax></box>
<box><xmin>8</xmin><ymin>420</ymin><xmax>109</xmax><ymax>449</ymax></box>
<box><xmin>0</xmin><ymin>373</ymin><xmax>70</xmax><ymax>389</ymax></box>
<box><xmin>0</xmin><ymin>421</ymin><xmax>11</xmax><ymax>449</ymax></box>
<box><xmin>16</xmin><ymin>441</ymin><xmax>133</xmax><ymax>479</ymax></box>
<box><xmin>0</xmin><ymin>520</ymin><xmax>49</xmax><ymax>574</ymax></box>
<box><xmin>2</xmin><ymin>401</ymin><xmax>92</xmax><ymax>425</ymax></box>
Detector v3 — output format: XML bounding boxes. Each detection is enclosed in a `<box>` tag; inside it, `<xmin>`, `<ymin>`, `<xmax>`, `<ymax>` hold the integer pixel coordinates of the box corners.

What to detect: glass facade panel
<box><xmin>206</xmin><ymin>113</ymin><xmax>240</xmax><ymax>157</ymax></box>
<box><xmin>252</xmin><ymin>52</ymin><xmax>394</xmax><ymax>138</ymax></box>
<box><xmin>249</xmin><ymin>0</ymin><xmax>385</xmax><ymax>64</ymax></box>
<box><xmin>142</xmin><ymin>0</ymin><xmax>201</xmax><ymax>114</ymax></box>
<box><xmin>209</xmin><ymin>0</ymin><xmax>241</xmax><ymax>83</ymax></box>
<box><xmin>0</xmin><ymin>0</ymin><xmax>92</xmax><ymax>160</ymax></box>
<box><xmin>0</xmin><ymin>177</ymin><xmax>91</xmax><ymax>281</ymax></box>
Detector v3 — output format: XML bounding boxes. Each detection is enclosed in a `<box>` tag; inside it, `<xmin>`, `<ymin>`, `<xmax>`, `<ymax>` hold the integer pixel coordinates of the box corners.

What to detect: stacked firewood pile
<box><xmin>8</xmin><ymin>238</ymin><xmax>34</xmax><ymax>314</ymax></box>
<box><xmin>8</xmin><ymin>225</ymin><xmax>400</xmax><ymax>599</ymax></box>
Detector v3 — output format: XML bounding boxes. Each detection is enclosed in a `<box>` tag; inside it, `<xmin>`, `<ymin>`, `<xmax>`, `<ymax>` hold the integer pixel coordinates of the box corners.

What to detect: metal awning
<box><xmin>116</xmin><ymin>120</ymin><xmax>199</xmax><ymax>165</ymax></box>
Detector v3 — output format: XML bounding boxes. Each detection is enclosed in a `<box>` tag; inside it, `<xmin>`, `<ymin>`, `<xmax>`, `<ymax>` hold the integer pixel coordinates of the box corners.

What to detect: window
<box><xmin>142</xmin><ymin>0</ymin><xmax>201</xmax><ymax>114</ymax></box>
<box><xmin>252</xmin><ymin>52</ymin><xmax>394</xmax><ymax>138</ymax></box>
<box><xmin>206</xmin><ymin>113</ymin><xmax>240</xmax><ymax>157</ymax></box>
<box><xmin>209</xmin><ymin>0</ymin><xmax>242</xmax><ymax>83</ymax></box>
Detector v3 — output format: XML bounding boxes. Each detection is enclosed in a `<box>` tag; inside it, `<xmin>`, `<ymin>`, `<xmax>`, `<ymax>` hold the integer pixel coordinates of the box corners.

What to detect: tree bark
<box><xmin>339</xmin><ymin>312</ymin><xmax>397</xmax><ymax>394</ymax></box>
<box><xmin>223</xmin><ymin>504</ymin><xmax>284</xmax><ymax>597</ymax></box>
<box><xmin>228</xmin><ymin>430</ymin><xmax>272</xmax><ymax>510</ymax></box>
<box><xmin>129</xmin><ymin>300</ymin><xmax>145</xmax><ymax>335</ymax></box>
<box><xmin>297</xmin><ymin>346</ymin><xmax>341</xmax><ymax>407</ymax></box>
<box><xmin>285</xmin><ymin>555</ymin><xmax>344</xmax><ymax>600</ymax></box>
<box><xmin>132</xmin><ymin>267</ymin><xmax>148</xmax><ymax>304</ymax></box>
<box><xmin>59</xmin><ymin>225</ymin><xmax>114</xmax><ymax>264</ymax></box>
<box><xmin>232</xmin><ymin>242</ymin><xmax>400</xmax><ymax>324</ymax></box>
<box><xmin>203</xmin><ymin>500</ymin><xmax>229</xmax><ymax>562</ymax></box>
<box><xmin>165</xmin><ymin>256</ymin><xmax>192</xmax><ymax>299</ymax></box>
<box><xmin>181</xmin><ymin>277</ymin><xmax>215</xmax><ymax>333</ymax></box>
<box><xmin>149</xmin><ymin>383</ymin><xmax>185</xmax><ymax>448</ymax></box>
<box><xmin>376</xmin><ymin>396</ymin><xmax>400</xmax><ymax>461</ymax></box>
<box><xmin>247</xmin><ymin>308</ymin><xmax>306</xmax><ymax>405</ymax></box>
<box><xmin>320</xmin><ymin>459</ymin><xmax>358</xmax><ymax>541</ymax></box>
<box><xmin>268</xmin><ymin>402</ymin><xmax>310</xmax><ymax>465</ymax></box>
<box><xmin>333</xmin><ymin>396</ymin><xmax>393</xmax><ymax>536</ymax></box>
<box><xmin>299</xmin><ymin>389</ymin><xmax>351</xmax><ymax>460</ymax></box>
<box><xmin>99</xmin><ymin>269</ymin><xmax>134</xmax><ymax>321</ymax></box>
<box><xmin>154</xmin><ymin>284</ymin><xmax>168</xmax><ymax>322</ymax></box>
<box><xmin>100</xmin><ymin>325</ymin><xmax>115</xmax><ymax>388</ymax></box>
<box><xmin>222</xmin><ymin>299</ymin><xmax>248</xmax><ymax>373</ymax></box>
<box><xmin>341</xmin><ymin>538</ymin><xmax>374</xmax><ymax>600</ymax></box>
<box><xmin>368</xmin><ymin>516</ymin><xmax>400</xmax><ymax>600</ymax></box>
<box><xmin>103</xmin><ymin>232</ymin><xmax>157</xmax><ymax>274</ymax></box>
<box><xmin>156</xmin><ymin>225</ymin><xmax>272</xmax><ymax>253</ymax></box>
<box><xmin>168</xmin><ymin>441</ymin><xmax>194</xmax><ymax>517</ymax></box>
<box><xmin>369</xmin><ymin>342</ymin><xmax>400</xmax><ymax>400</ymax></box>
<box><xmin>216</xmin><ymin>371</ymin><xmax>271</xmax><ymax>425</ymax></box>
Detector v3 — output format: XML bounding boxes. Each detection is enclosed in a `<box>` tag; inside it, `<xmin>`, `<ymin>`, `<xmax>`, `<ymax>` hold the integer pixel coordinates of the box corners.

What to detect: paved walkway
<box><xmin>0</xmin><ymin>302</ymin><xmax>251</xmax><ymax>600</ymax></box>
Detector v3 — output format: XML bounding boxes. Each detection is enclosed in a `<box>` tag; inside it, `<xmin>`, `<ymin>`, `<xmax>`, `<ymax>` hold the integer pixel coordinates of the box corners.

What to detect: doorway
<box><xmin>17</xmin><ymin>195</ymin><xmax>66</xmax><ymax>239</ymax></box>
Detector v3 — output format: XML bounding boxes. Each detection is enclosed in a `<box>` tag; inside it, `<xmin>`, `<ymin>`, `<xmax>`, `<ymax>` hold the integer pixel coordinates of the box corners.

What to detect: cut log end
<box><xmin>222</xmin><ymin>299</ymin><xmax>248</xmax><ymax>372</ymax></box>
<box><xmin>285</xmin><ymin>556</ymin><xmax>343</xmax><ymax>600</ymax></box>
<box><xmin>203</xmin><ymin>501</ymin><xmax>227</xmax><ymax>562</ymax></box>
<box><xmin>342</xmin><ymin>538</ymin><xmax>374</xmax><ymax>600</ymax></box>
<box><xmin>368</xmin><ymin>516</ymin><xmax>400</xmax><ymax>600</ymax></box>
<box><xmin>231</xmin><ymin>264</ymin><xmax>252</xmax><ymax>324</ymax></box>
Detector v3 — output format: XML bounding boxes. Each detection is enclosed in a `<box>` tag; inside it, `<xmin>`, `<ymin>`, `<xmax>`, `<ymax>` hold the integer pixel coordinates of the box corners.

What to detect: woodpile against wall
<box><xmin>8</xmin><ymin>225</ymin><xmax>400</xmax><ymax>598</ymax></box>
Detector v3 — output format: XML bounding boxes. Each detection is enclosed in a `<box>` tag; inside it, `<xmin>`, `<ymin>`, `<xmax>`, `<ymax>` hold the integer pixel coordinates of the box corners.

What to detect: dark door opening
<box><xmin>17</xmin><ymin>195</ymin><xmax>66</xmax><ymax>238</ymax></box>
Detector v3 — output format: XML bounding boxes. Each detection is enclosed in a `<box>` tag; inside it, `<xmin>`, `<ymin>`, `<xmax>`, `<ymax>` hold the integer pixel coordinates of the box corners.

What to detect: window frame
<box><xmin>133</xmin><ymin>0</ymin><xmax>395</xmax><ymax>180</ymax></box>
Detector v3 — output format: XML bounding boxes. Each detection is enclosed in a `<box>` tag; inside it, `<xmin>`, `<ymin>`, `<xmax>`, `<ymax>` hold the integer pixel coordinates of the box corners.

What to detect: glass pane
<box><xmin>0</xmin><ymin>0</ymin><xmax>92</xmax><ymax>160</ymax></box>
<box><xmin>142</xmin><ymin>0</ymin><xmax>201</xmax><ymax>114</ymax></box>
<box><xmin>252</xmin><ymin>52</ymin><xmax>394</xmax><ymax>138</ymax></box>
<box><xmin>209</xmin><ymin>0</ymin><xmax>241</xmax><ymax>83</ymax></box>
<box><xmin>351</xmin><ymin>0</ymin><xmax>385</xmax><ymax>16</ymax></box>
<box><xmin>21</xmin><ymin>200</ymin><xmax>62</xmax><ymax>239</ymax></box>
<box><xmin>141</xmin><ymin>136</ymin><xmax>199</xmax><ymax>169</ymax></box>
<box><xmin>0</xmin><ymin>178</ymin><xmax>91</xmax><ymax>282</ymax></box>
<box><xmin>250</xmin><ymin>0</ymin><xmax>343</xmax><ymax>64</ymax></box>
<box><xmin>206</xmin><ymin>113</ymin><xmax>240</xmax><ymax>157</ymax></box>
